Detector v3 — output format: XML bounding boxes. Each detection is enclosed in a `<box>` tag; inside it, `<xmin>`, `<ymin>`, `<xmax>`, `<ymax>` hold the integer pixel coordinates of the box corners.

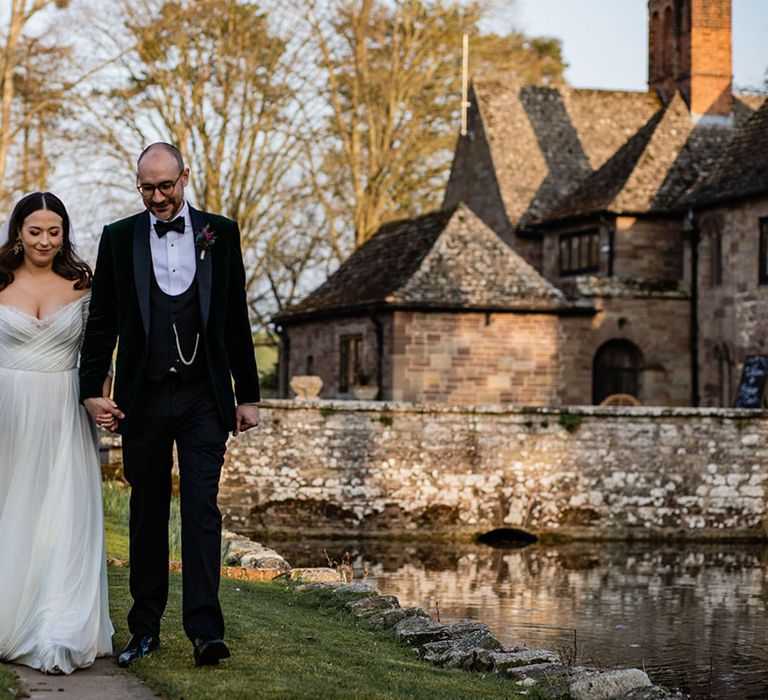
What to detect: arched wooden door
<box><xmin>592</xmin><ymin>340</ymin><xmax>644</xmax><ymax>405</ymax></box>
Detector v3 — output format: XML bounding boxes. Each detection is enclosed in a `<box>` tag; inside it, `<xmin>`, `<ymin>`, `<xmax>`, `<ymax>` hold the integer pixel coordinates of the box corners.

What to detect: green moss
<box><xmin>540</xmin><ymin>420</ymin><xmax>549</xmax><ymax>428</ymax></box>
<box><xmin>319</xmin><ymin>406</ymin><xmax>335</xmax><ymax>417</ymax></box>
<box><xmin>558</xmin><ymin>412</ymin><xmax>583</xmax><ymax>433</ymax></box>
<box><xmin>378</xmin><ymin>414</ymin><xmax>394</xmax><ymax>427</ymax></box>
<box><xmin>523</xmin><ymin>420</ymin><xmax>534</xmax><ymax>428</ymax></box>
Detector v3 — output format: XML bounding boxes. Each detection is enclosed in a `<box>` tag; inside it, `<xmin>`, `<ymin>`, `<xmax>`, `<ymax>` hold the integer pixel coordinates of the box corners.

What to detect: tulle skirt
<box><xmin>0</xmin><ymin>366</ymin><xmax>113</xmax><ymax>673</ymax></box>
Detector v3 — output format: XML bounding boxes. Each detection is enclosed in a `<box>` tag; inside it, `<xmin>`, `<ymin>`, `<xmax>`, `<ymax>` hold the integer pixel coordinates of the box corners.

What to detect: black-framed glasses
<box><xmin>136</xmin><ymin>170</ymin><xmax>184</xmax><ymax>197</ymax></box>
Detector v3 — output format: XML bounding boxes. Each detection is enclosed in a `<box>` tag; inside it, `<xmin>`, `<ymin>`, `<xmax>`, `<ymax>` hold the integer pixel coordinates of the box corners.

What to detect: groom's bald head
<box><xmin>137</xmin><ymin>142</ymin><xmax>184</xmax><ymax>172</ymax></box>
<box><xmin>136</xmin><ymin>142</ymin><xmax>189</xmax><ymax>221</ymax></box>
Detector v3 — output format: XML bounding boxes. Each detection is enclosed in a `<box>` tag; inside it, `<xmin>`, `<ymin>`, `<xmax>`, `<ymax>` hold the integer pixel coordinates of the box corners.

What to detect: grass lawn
<box><xmin>0</xmin><ymin>666</ymin><xmax>20</xmax><ymax>699</ymax></box>
<box><xmin>108</xmin><ymin>569</ymin><xmax>530</xmax><ymax>700</ymax></box>
<box><xmin>103</xmin><ymin>480</ymin><xmax>131</xmax><ymax>560</ymax></box>
<box><xmin>103</xmin><ymin>481</ymin><xmax>535</xmax><ymax>699</ymax></box>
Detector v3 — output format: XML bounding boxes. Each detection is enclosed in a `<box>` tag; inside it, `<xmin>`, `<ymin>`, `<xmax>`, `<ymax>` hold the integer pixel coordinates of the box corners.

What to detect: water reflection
<box><xmin>259</xmin><ymin>538</ymin><xmax>768</xmax><ymax>699</ymax></box>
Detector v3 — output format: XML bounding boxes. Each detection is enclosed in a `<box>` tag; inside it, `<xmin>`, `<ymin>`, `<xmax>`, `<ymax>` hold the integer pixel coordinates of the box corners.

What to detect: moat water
<box><xmin>259</xmin><ymin>538</ymin><xmax>768</xmax><ymax>699</ymax></box>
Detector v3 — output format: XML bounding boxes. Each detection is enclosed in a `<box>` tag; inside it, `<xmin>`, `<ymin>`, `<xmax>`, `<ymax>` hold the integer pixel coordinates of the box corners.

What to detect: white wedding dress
<box><xmin>0</xmin><ymin>293</ymin><xmax>113</xmax><ymax>673</ymax></box>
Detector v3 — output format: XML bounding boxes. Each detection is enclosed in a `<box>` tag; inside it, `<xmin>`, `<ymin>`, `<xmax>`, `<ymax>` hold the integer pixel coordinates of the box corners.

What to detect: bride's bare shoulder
<box><xmin>67</xmin><ymin>285</ymin><xmax>90</xmax><ymax>309</ymax></box>
<box><xmin>49</xmin><ymin>274</ymin><xmax>88</xmax><ymax>300</ymax></box>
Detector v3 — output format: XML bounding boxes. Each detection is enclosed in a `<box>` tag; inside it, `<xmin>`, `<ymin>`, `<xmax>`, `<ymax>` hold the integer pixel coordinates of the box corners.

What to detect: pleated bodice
<box><xmin>0</xmin><ymin>295</ymin><xmax>88</xmax><ymax>373</ymax></box>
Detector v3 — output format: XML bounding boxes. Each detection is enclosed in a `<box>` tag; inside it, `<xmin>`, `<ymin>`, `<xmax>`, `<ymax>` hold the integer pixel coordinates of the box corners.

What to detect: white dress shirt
<box><xmin>149</xmin><ymin>201</ymin><xmax>196</xmax><ymax>295</ymax></box>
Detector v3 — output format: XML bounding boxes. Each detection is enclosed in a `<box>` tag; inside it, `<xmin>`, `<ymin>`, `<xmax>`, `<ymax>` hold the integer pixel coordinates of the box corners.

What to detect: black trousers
<box><xmin>122</xmin><ymin>374</ymin><xmax>228</xmax><ymax>642</ymax></box>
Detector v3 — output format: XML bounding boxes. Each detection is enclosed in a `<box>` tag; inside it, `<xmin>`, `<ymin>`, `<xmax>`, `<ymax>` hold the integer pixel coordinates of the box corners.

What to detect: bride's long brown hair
<box><xmin>0</xmin><ymin>192</ymin><xmax>92</xmax><ymax>293</ymax></box>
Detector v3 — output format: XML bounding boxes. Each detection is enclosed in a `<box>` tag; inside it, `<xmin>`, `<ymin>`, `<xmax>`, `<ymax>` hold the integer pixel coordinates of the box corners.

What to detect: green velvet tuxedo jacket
<box><xmin>79</xmin><ymin>206</ymin><xmax>260</xmax><ymax>436</ymax></box>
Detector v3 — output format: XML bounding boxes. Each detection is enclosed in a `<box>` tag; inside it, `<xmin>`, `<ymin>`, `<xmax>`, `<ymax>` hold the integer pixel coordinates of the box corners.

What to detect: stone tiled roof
<box><xmin>536</xmin><ymin>94</ymin><xmax>763</xmax><ymax>223</ymax></box>
<box><xmin>275</xmin><ymin>208</ymin><xmax>455</xmax><ymax>319</ymax></box>
<box><xmin>275</xmin><ymin>204</ymin><xmax>568</xmax><ymax>320</ymax></box>
<box><xmin>471</xmin><ymin>78</ymin><xmax>766</xmax><ymax>226</ymax></box>
<box><xmin>736</xmin><ymin>94</ymin><xmax>767</xmax><ymax>112</ymax></box>
<box><xmin>680</xmin><ymin>97</ymin><xmax>768</xmax><ymax>208</ymax></box>
<box><xmin>471</xmin><ymin>80</ymin><xmax>661</xmax><ymax>227</ymax></box>
<box><xmin>396</xmin><ymin>206</ymin><xmax>566</xmax><ymax>309</ymax></box>
<box><xmin>537</xmin><ymin>108</ymin><xmax>665</xmax><ymax>222</ymax></box>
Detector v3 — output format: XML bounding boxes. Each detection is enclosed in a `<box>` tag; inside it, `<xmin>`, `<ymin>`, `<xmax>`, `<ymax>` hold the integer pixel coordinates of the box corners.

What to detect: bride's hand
<box><xmin>96</xmin><ymin>411</ymin><xmax>118</xmax><ymax>432</ymax></box>
<box><xmin>84</xmin><ymin>396</ymin><xmax>124</xmax><ymax>431</ymax></box>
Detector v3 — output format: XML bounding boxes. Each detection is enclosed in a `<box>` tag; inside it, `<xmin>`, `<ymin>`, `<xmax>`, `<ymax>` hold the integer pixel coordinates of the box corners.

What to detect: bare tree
<box><xmin>13</xmin><ymin>38</ymin><xmax>74</xmax><ymax>192</ymax></box>
<box><xmin>0</xmin><ymin>0</ymin><xmax>73</xmax><ymax>204</ymax></box>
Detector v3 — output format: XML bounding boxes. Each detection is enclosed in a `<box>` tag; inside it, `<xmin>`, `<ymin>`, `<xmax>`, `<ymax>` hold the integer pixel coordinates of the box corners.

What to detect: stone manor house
<box><xmin>274</xmin><ymin>0</ymin><xmax>768</xmax><ymax>408</ymax></box>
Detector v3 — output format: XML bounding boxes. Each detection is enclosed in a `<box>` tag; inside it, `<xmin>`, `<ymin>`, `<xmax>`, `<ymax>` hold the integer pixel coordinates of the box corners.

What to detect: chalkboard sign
<box><xmin>734</xmin><ymin>355</ymin><xmax>768</xmax><ymax>408</ymax></box>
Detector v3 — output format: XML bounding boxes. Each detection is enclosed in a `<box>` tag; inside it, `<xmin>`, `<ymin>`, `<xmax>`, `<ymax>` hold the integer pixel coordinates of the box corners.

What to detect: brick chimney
<box><xmin>648</xmin><ymin>0</ymin><xmax>732</xmax><ymax>120</ymax></box>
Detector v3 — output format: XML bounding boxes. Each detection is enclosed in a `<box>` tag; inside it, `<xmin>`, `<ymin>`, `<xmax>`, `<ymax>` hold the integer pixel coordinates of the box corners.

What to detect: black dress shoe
<box><xmin>193</xmin><ymin>637</ymin><xmax>231</xmax><ymax>667</ymax></box>
<box><xmin>118</xmin><ymin>634</ymin><xmax>160</xmax><ymax>667</ymax></box>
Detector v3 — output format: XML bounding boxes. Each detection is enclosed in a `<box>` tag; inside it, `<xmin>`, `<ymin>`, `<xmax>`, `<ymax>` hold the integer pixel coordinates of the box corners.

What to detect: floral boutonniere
<box><xmin>194</xmin><ymin>223</ymin><xmax>217</xmax><ymax>260</ymax></box>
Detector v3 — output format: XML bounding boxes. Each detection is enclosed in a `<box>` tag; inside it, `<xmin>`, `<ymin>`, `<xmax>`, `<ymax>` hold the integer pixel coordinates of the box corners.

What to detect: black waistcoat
<box><xmin>147</xmin><ymin>268</ymin><xmax>206</xmax><ymax>382</ymax></box>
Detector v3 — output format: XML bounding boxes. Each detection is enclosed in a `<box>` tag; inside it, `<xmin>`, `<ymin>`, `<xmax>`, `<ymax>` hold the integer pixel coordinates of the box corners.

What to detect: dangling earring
<box><xmin>12</xmin><ymin>239</ymin><xmax>23</xmax><ymax>255</ymax></box>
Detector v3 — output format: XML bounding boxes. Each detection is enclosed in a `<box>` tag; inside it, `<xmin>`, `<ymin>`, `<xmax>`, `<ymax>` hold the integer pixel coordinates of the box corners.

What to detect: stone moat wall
<box><xmin>216</xmin><ymin>400</ymin><xmax>768</xmax><ymax>541</ymax></box>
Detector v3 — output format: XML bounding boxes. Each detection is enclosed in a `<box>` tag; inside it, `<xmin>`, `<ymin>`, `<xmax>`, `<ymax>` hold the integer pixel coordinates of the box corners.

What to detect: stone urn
<box><xmin>351</xmin><ymin>384</ymin><xmax>379</xmax><ymax>400</ymax></box>
<box><xmin>290</xmin><ymin>375</ymin><xmax>323</xmax><ymax>400</ymax></box>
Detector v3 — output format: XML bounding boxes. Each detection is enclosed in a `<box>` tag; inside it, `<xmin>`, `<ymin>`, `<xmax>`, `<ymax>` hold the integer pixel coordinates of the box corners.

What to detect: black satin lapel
<box><xmin>190</xmin><ymin>206</ymin><xmax>212</xmax><ymax>330</ymax></box>
<box><xmin>133</xmin><ymin>212</ymin><xmax>151</xmax><ymax>338</ymax></box>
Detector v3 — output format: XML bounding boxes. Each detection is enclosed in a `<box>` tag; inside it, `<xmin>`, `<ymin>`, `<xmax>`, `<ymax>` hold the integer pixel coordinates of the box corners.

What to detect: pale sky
<box><xmin>485</xmin><ymin>0</ymin><xmax>768</xmax><ymax>92</ymax></box>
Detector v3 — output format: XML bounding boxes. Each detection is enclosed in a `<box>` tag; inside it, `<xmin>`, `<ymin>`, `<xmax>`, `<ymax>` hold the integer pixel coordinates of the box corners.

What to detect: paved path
<box><xmin>11</xmin><ymin>658</ymin><xmax>159</xmax><ymax>699</ymax></box>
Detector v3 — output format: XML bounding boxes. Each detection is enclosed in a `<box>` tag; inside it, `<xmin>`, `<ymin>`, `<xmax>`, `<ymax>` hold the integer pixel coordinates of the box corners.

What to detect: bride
<box><xmin>0</xmin><ymin>192</ymin><xmax>114</xmax><ymax>673</ymax></box>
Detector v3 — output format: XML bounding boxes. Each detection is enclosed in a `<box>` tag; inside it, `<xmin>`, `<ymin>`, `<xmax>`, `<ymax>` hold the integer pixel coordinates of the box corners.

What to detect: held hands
<box><xmin>84</xmin><ymin>396</ymin><xmax>124</xmax><ymax>433</ymax></box>
<box><xmin>233</xmin><ymin>404</ymin><xmax>260</xmax><ymax>437</ymax></box>
<box><xmin>84</xmin><ymin>375</ymin><xmax>122</xmax><ymax>432</ymax></box>
<box><xmin>84</xmin><ymin>399</ymin><xmax>259</xmax><ymax>435</ymax></box>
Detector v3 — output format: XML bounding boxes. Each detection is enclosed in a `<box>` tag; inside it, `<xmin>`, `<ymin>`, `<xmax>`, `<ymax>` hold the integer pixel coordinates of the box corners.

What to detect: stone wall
<box><xmin>219</xmin><ymin>399</ymin><xmax>768</xmax><ymax>542</ymax></box>
<box><xmin>541</xmin><ymin>216</ymin><xmax>684</xmax><ymax>283</ymax></box>
<box><xmin>283</xmin><ymin>315</ymin><xmax>392</xmax><ymax>400</ymax></box>
<box><xmin>535</xmin><ymin>213</ymin><xmax>692</xmax><ymax>406</ymax></box>
<box><xmin>612</xmin><ymin>216</ymin><xmax>685</xmax><ymax>281</ymax></box>
<box><xmin>285</xmin><ymin>309</ymin><xmax>583</xmax><ymax>406</ymax></box>
<box><xmin>283</xmin><ymin>298</ymin><xmax>690</xmax><ymax>408</ymax></box>
<box><xmin>558</xmin><ymin>295</ymin><xmax>692</xmax><ymax>406</ymax></box>
<box><xmin>391</xmin><ymin>311</ymin><xmax>561</xmax><ymax>405</ymax></box>
<box><xmin>696</xmin><ymin>197</ymin><xmax>768</xmax><ymax>406</ymax></box>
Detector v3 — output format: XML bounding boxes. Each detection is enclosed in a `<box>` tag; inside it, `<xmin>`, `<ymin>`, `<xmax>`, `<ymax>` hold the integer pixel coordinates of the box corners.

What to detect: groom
<box><xmin>80</xmin><ymin>142</ymin><xmax>260</xmax><ymax>667</ymax></box>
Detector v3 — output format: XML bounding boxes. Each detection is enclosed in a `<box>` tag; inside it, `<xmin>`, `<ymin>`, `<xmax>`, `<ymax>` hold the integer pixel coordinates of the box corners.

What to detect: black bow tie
<box><xmin>154</xmin><ymin>217</ymin><xmax>185</xmax><ymax>237</ymax></box>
